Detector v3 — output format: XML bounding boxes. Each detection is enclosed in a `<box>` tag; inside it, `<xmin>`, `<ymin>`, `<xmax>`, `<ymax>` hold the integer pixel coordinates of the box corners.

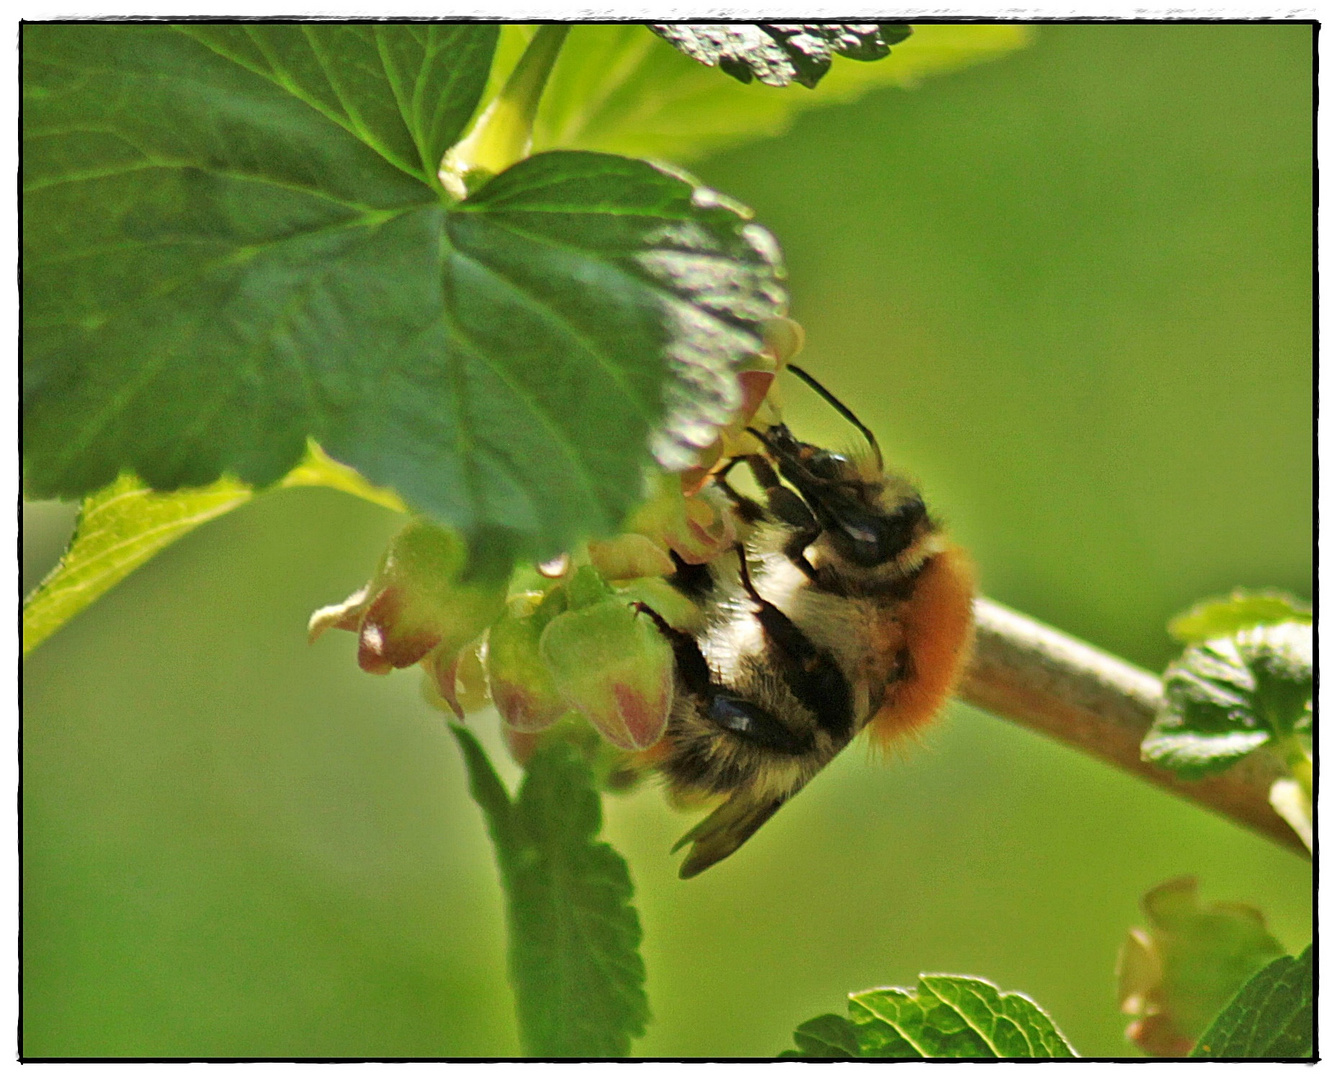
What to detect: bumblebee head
<box><xmin>762</xmin><ymin>423</ymin><xmax>931</xmax><ymax>569</ymax></box>
<box><xmin>828</xmin><ymin>487</ymin><xmax>929</xmax><ymax>569</ymax></box>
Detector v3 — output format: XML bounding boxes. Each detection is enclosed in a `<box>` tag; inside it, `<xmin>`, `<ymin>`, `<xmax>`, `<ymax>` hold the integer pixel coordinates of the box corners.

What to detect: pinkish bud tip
<box><xmin>307</xmin><ymin>587</ymin><xmax>370</xmax><ymax>643</ymax></box>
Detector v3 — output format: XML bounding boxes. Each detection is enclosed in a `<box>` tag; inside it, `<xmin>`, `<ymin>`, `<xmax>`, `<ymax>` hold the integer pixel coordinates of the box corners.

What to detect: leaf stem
<box><xmin>440</xmin><ymin>25</ymin><xmax>571</xmax><ymax>199</ymax></box>
<box><xmin>958</xmin><ymin>597</ymin><xmax>1308</xmax><ymax>858</ymax></box>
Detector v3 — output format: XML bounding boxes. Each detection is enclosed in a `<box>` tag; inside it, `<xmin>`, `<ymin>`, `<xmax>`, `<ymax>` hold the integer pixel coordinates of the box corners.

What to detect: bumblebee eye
<box><xmin>832</xmin><ymin>496</ymin><xmax>927</xmax><ymax>566</ymax></box>
<box><xmin>842</xmin><ymin>522</ymin><xmax>879</xmax><ymax>546</ymax></box>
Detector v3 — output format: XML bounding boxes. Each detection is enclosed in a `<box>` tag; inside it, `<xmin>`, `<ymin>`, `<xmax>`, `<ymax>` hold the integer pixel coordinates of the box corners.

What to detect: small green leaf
<box><xmin>450</xmin><ymin>726</ymin><xmax>649</xmax><ymax>1057</ymax></box>
<box><xmin>787</xmin><ymin>975</ymin><xmax>1075</xmax><ymax>1059</ymax></box>
<box><xmin>850</xmin><ymin>978</ymin><xmax>1076</xmax><ymax>1059</ymax></box>
<box><xmin>449</xmin><ymin>723</ymin><xmax>520</xmax><ymax>854</ymax></box>
<box><xmin>787</xmin><ymin>1014</ymin><xmax>861</xmax><ymax>1058</ymax></box>
<box><xmin>1143</xmin><ymin>621</ymin><xmax>1312</xmax><ymax>778</ymax></box>
<box><xmin>22</xmin><ymin>474</ymin><xmax>251</xmax><ymax>654</ymax></box>
<box><xmin>649</xmin><ymin>24</ymin><xmax>911</xmax><ymax>88</ymax></box>
<box><xmin>23</xmin><ymin>445</ymin><xmax>404</xmax><ymax>654</ymax></box>
<box><xmin>1118</xmin><ymin>877</ymin><xmax>1285</xmax><ymax>1056</ymax></box>
<box><xmin>1169</xmin><ymin>589</ymin><xmax>1311</xmax><ymax>644</ymax></box>
<box><xmin>919</xmin><ymin>977</ymin><xmax>1077</xmax><ymax>1058</ymax></box>
<box><xmin>1192</xmin><ymin>946</ymin><xmax>1312</xmax><ymax>1059</ymax></box>
<box><xmin>523</xmin><ymin>24</ymin><xmax>1033</xmax><ymax>163</ymax></box>
<box><xmin>24</xmin><ymin>25</ymin><xmax>786</xmax><ymax>559</ymax></box>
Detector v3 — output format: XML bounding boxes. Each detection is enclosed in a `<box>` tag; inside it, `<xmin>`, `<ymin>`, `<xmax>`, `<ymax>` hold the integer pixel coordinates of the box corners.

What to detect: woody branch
<box><xmin>958</xmin><ymin>597</ymin><xmax>1307</xmax><ymax>858</ymax></box>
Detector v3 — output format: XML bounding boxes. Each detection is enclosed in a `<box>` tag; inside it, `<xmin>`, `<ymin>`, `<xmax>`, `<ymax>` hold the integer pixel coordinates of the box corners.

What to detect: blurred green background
<box><xmin>22</xmin><ymin>23</ymin><xmax>1312</xmax><ymax>1058</ymax></box>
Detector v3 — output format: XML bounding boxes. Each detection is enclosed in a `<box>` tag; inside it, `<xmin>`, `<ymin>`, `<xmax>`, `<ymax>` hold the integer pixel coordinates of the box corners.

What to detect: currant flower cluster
<box><xmin>308</xmin><ymin>319</ymin><xmax>802</xmax><ymax>769</ymax></box>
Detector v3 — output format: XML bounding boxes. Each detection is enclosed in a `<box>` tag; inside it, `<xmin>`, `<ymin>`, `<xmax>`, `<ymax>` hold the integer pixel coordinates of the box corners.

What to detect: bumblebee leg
<box><xmin>733</xmin><ymin>544</ymin><xmax>809</xmax><ymax>654</ymax></box>
<box><xmin>712</xmin><ymin>455</ymin><xmax>768</xmax><ymax>524</ymax></box>
<box><xmin>665</xmin><ymin>549</ymin><xmax>714</xmax><ymax>600</ymax></box>
<box><xmin>736</xmin><ymin>455</ymin><xmax>821</xmax><ymax>577</ymax></box>
<box><xmin>732</xmin><ymin>547</ymin><xmax>855</xmax><ymax>739</ymax></box>
<box><xmin>779</xmin><ymin>519</ymin><xmax>821</xmax><ymax>580</ymax></box>
<box><xmin>630</xmin><ymin>601</ymin><xmax>713</xmax><ymax>697</ymax></box>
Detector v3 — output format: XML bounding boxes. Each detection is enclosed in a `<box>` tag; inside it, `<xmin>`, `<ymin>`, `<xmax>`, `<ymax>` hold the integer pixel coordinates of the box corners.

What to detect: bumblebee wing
<box><xmin>672</xmin><ymin>792</ymin><xmax>788</xmax><ymax>878</ymax></box>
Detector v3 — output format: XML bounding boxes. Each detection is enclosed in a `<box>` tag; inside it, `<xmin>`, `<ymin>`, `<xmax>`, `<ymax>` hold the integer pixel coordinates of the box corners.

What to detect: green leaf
<box><xmin>649</xmin><ymin>24</ymin><xmax>912</xmax><ymax>88</ymax></box>
<box><xmin>852</xmin><ymin>978</ymin><xmax>1076</xmax><ymax>1059</ymax></box>
<box><xmin>787</xmin><ymin>975</ymin><xmax>1075</xmax><ymax>1059</ymax></box>
<box><xmin>24</xmin><ymin>24</ymin><xmax>786</xmax><ymax>559</ymax></box>
<box><xmin>1192</xmin><ymin>946</ymin><xmax>1313</xmax><ymax>1059</ymax></box>
<box><xmin>522</xmin><ymin>24</ymin><xmax>1033</xmax><ymax>163</ymax></box>
<box><xmin>22</xmin><ymin>475</ymin><xmax>251</xmax><ymax>654</ymax></box>
<box><xmin>1143</xmin><ymin>622</ymin><xmax>1312</xmax><ymax>777</ymax></box>
<box><xmin>1117</xmin><ymin>877</ymin><xmax>1286</xmax><ymax>1056</ymax></box>
<box><xmin>449</xmin><ymin>723</ymin><xmax>522</xmax><ymax>854</ymax></box>
<box><xmin>787</xmin><ymin>1014</ymin><xmax>861</xmax><ymax>1058</ymax></box>
<box><xmin>446</xmin><ymin>149</ymin><xmax>785</xmax><ymax>486</ymax></box>
<box><xmin>22</xmin><ymin>445</ymin><xmax>404</xmax><ymax>654</ymax></box>
<box><xmin>1169</xmin><ymin>589</ymin><xmax>1312</xmax><ymax>644</ymax></box>
<box><xmin>22</xmin><ymin>23</ymin><xmax>493</xmax><ymax>487</ymax></box>
<box><xmin>450</xmin><ymin>725</ymin><xmax>649</xmax><ymax>1057</ymax></box>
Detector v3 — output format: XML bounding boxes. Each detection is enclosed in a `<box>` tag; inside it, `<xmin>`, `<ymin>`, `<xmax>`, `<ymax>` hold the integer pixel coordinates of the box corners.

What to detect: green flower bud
<box><xmin>487</xmin><ymin>590</ymin><xmax>570</xmax><ymax>732</ymax></box>
<box><xmin>626</xmin><ymin>474</ymin><xmax>737</xmax><ymax>565</ymax></box>
<box><xmin>563</xmin><ymin>563</ymin><xmax>616</xmax><ymax>610</ymax></box>
<box><xmin>539</xmin><ymin>599</ymin><xmax>674</xmax><ymax>751</ymax></box>
<box><xmin>421</xmin><ymin>638</ymin><xmax>491</xmax><ymax>719</ymax></box>
<box><xmin>308</xmin><ymin>519</ymin><xmax>507</xmax><ymax>676</ymax></box>
<box><xmin>1117</xmin><ymin>876</ymin><xmax>1285</xmax><ymax>1056</ymax></box>
<box><xmin>615</xmin><ymin>576</ymin><xmax>706</xmax><ymax>635</ymax></box>
<box><xmin>587</xmin><ymin>533</ymin><xmax>676</xmax><ymax>582</ymax></box>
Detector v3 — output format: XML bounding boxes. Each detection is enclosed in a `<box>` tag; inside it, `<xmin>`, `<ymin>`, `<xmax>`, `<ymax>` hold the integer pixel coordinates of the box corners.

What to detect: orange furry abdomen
<box><xmin>866</xmin><ymin>543</ymin><xmax>976</xmax><ymax>750</ymax></box>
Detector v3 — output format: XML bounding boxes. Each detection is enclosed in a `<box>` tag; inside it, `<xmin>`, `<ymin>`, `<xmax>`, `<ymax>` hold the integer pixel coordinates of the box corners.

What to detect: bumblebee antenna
<box><xmin>785</xmin><ymin>364</ymin><xmax>883</xmax><ymax>473</ymax></box>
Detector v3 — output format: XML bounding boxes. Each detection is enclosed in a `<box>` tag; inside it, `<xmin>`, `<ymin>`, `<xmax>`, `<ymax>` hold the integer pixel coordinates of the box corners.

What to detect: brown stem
<box><xmin>957</xmin><ymin>597</ymin><xmax>1308</xmax><ymax>858</ymax></box>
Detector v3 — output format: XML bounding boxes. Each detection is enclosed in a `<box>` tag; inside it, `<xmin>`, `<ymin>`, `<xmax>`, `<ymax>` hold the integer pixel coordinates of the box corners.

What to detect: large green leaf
<box><xmin>22</xmin><ymin>23</ymin><xmax>493</xmax><ymax>494</ymax></box>
<box><xmin>23</xmin><ymin>24</ymin><xmax>786</xmax><ymax>559</ymax></box>
<box><xmin>22</xmin><ymin>446</ymin><xmax>405</xmax><ymax>655</ymax></box>
<box><xmin>785</xmin><ymin>975</ymin><xmax>1075</xmax><ymax>1059</ymax></box>
<box><xmin>451</xmin><ymin>726</ymin><xmax>649</xmax><ymax>1057</ymax></box>
<box><xmin>1191</xmin><ymin>946</ymin><xmax>1313</xmax><ymax>1059</ymax></box>
<box><xmin>514</xmin><ymin>24</ymin><xmax>1032</xmax><ymax>162</ymax></box>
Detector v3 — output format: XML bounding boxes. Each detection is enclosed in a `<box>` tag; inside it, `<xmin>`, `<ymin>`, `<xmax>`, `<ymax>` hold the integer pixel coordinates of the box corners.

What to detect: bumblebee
<box><xmin>639</xmin><ymin>366</ymin><xmax>976</xmax><ymax>877</ymax></box>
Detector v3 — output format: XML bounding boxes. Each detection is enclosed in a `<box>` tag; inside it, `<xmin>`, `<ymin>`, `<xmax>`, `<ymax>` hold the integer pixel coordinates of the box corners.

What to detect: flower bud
<box><xmin>539</xmin><ymin>599</ymin><xmax>674</xmax><ymax>751</ymax></box>
<box><xmin>627</xmin><ymin>474</ymin><xmax>737</xmax><ymax>566</ymax></box>
<box><xmin>421</xmin><ymin>638</ymin><xmax>491</xmax><ymax>719</ymax></box>
<box><xmin>1116</xmin><ymin>876</ymin><xmax>1285</xmax><ymax>1056</ymax></box>
<box><xmin>615</xmin><ymin>576</ymin><xmax>706</xmax><ymax>635</ymax></box>
<box><xmin>308</xmin><ymin>519</ymin><xmax>507</xmax><ymax>676</ymax></box>
<box><xmin>587</xmin><ymin>533</ymin><xmax>676</xmax><ymax>582</ymax></box>
<box><xmin>563</xmin><ymin>564</ymin><xmax>616</xmax><ymax>610</ymax></box>
<box><xmin>487</xmin><ymin>591</ymin><xmax>570</xmax><ymax>732</ymax></box>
